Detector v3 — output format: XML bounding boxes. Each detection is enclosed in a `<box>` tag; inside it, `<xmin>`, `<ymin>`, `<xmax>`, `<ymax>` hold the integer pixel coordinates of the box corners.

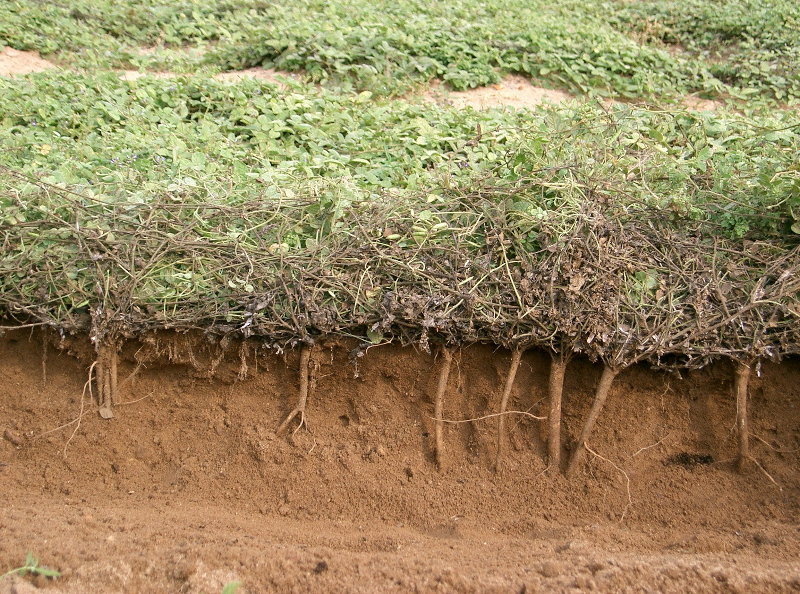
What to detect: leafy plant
<box><xmin>0</xmin><ymin>553</ymin><xmax>61</xmax><ymax>581</ymax></box>
<box><xmin>2</xmin><ymin>0</ymin><xmax>799</xmax><ymax>102</ymax></box>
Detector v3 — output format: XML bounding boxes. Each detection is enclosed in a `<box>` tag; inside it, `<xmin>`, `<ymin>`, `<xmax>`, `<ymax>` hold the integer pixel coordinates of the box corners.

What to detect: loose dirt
<box><xmin>1</xmin><ymin>330</ymin><xmax>798</xmax><ymax>592</ymax></box>
<box><xmin>427</xmin><ymin>75</ymin><xmax>573</xmax><ymax>109</ymax></box>
<box><xmin>0</xmin><ymin>47</ymin><xmax>55</xmax><ymax>76</ymax></box>
<box><xmin>214</xmin><ymin>67</ymin><xmax>301</xmax><ymax>86</ymax></box>
<box><xmin>682</xmin><ymin>95</ymin><xmax>723</xmax><ymax>112</ymax></box>
<box><xmin>118</xmin><ymin>67</ymin><xmax>300</xmax><ymax>87</ymax></box>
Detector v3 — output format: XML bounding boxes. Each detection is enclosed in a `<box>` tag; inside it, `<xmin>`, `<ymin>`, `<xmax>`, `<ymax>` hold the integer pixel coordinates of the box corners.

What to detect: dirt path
<box><xmin>1</xmin><ymin>331</ymin><xmax>798</xmax><ymax>592</ymax></box>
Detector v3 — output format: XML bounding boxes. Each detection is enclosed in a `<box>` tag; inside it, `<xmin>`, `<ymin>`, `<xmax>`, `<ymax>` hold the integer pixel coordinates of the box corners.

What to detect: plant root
<box><xmin>735</xmin><ymin>360</ymin><xmax>752</xmax><ymax>472</ymax></box>
<box><xmin>96</xmin><ymin>343</ymin><xmax>119</xmax><ymax>419</ymax></box>
<box><xmin>276</xmin><ymin>344</ymin><xmax>313</xmax><ymax>436</ymax></box>
<box><xmin>41</xmin><ymin>332</ymin><xmax>48</xmax><ymax>386</ymax></box>
<box><xmin>64</xmin><ymin>362</ymin><xmax>94</xmax><ymax>457</ymax></box>
<box><xmin>494</xmin><ymin>349</ymin><xmax>523</xmax><ymax>472</ymax></box>
<box><xmin>566</xmin><ymin>364</ymin><xmax>619</xmax><ymax>478</ymax></box>
<box><xmin>433</xmin><ymin>347</ymin><xmax>453</xmax><ymax>471</ymax></box>
<box><xmin>585</xmin><ymin>442</ymin><xmax>632</xmax><ymax>522</ymax></box>
<box><xmin>547</xmin><ymin>353</ymin><xmax>567</xmax><ymax>472</ymax></box>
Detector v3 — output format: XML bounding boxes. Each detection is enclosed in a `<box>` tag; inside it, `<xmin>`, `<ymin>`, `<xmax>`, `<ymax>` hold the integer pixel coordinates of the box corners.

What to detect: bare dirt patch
<box><xmin>683</xmin><ymin>95</ymin><xmax>723</xmax><ymax>111</ymax></box>
<box><xmin>1</xmin><ymin>330</ymin><xmax>798</xmax><ymax>592</ymax></box>
<box><xmin>118</xmin><ymin>70</ymin><xmax>178</xmax><ymax>81</ymax></box>
<box><xmin>117</xmin><ymin>67</ymin><xmax>300</xmax><ymax>87</ymax></box>
<box><xmin>0</xmin><ymin>47</ymin><xmax>56</xmax><ymax>76</ymax></box>
<box><xmin>214</xmin><ymin>67</ymin><xmax>301</xmax><ymax>86</ymax></box>
<box><xmin>427</xmin><ymin>75</ymin><xmax>573</xmax><ymax>110</ymax></box>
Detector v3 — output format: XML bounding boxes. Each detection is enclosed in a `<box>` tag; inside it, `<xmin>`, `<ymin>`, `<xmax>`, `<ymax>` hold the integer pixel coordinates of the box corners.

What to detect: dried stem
<box><xmin>566</xmin><ymin>364</ymin><xmax>619</xmax><ymax>478</ymax></box>
<box><xmin>548</xmin><ymin>353</ymin><xmax>567</xmax><ymax>472</ymax></box>
<box><xmin>433</xmin><ymin>347</ymin><xmax>453</xmax><ymax>471</ymax></box>
<box><xmin>276</xmin><ymin>344</ymin><xmax>313</xmax><ymax>436</ymax></box>
<box><xmin>495</xmin><ymin>349</ymin><xmax>523</xmax><ymax>471</ymax></box>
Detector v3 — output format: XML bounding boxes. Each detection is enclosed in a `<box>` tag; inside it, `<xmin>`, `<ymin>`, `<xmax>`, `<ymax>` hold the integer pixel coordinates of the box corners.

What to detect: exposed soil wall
<box><xmin>1</xmin><ymin>330</ymin><xmax>798</xmax><ymax>592</ymax></box>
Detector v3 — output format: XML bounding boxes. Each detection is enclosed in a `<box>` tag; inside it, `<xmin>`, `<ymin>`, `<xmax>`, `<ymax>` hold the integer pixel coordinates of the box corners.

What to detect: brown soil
<box><xmin>682</xmin><ymin>95</ymin><xmax>723</xmax><ymax>112</ymax></box>
<box><xmin>118</xmin><ymin>67</ymin><xmax>300</xmax><ymax>87</ymax></box>
<box><xmin>117</xmin><ymin>70</ymin><xmax>178</xmax><ymax>82</ymax></box>
<box><xmin>0</xmin><ymin>47</ymin><xmax>55</xmax><ymax>76</ymax></box>
<box><xmin>426</xmin><ymin>75</ymin><xmax>573</xmax><ymax>110</ymax></box>
<box><xmin>1</xmin><ymin>330</ymin><xmax>799</xmax><ymax>592</ymax></box>
<box><xmin>214</xmin><ymin>67</ymin><xmax>301</xmax><ymax>86</ymax></box>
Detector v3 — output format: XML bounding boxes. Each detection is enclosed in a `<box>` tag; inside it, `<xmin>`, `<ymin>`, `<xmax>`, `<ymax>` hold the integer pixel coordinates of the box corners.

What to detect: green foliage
<box><xmin>1</xmin><ymin>72</ymin><xmax>797</xmax><ymax>240</ymax></box>
<box><xmin>1</xmin><ymin>73</ymin><xmax>798</xmax><ymax>354</ymax></box>
<box><xmin>605</xmin><ymin>0</ymin><xmax>800</xmax><ymax>101</ymax></box>
<box><xmin>2</xmin><ymin>0</ymin><xmax>798</xmax><ymax>101</ymax></box>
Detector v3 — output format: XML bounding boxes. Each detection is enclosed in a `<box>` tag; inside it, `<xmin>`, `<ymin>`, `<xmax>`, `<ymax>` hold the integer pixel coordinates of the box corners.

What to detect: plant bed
<box><xmin>2</xmin><ymin>75</ymin><xmax>798</xmax><ymax>475</ymax></box>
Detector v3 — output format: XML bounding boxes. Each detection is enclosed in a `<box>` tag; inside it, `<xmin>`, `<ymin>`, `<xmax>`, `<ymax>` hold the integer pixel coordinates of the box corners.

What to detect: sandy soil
<box><xmin>118</xmin><ymin>67</ymin><xmax>300</xmax><ymax>87</ymax></box>
<box><xmin>426</xmin><ymin>75</ymin><xmax>573</xmax><ymax>110</ymax></box>
<box><xmin>213</xmin><ymin>67</ymin><xmax>301</xmax><ymax>86</ymax></box>
<box><xmin>1</xmin><ymin>330</ymin><xmax>798</xmax><ymax>592</ymax></box>
<box><xmin>0</xmin><ymin>47</ymin><xmax>55</xmax><ymax>76</ymax></box>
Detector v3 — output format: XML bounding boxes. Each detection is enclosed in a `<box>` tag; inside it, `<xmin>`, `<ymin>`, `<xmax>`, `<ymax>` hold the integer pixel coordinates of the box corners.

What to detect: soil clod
<box><xmin>665</xmin><ymin>453</ymin><xmax>714</xmax><ymax>468</ymax></box>
<box><xmin>3</xmin><ymin>428</ymin><xmax>22</xmax><ymax>446</ymax></box>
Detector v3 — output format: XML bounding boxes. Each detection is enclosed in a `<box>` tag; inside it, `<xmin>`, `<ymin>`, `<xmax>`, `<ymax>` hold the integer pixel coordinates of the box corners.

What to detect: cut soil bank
<box><xmin>1</xmin><ymin>330</ymin><xmax>798</xmax><ymax>592</ymax></box>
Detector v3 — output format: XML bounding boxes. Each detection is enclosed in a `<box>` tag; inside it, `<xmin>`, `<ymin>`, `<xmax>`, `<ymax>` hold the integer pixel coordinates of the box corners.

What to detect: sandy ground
<box><xmin>426</xmin><ymin>75</ymin><xmax>573</xmax><ymax>110</ymax></box>
<box><xmin>0</xmin><ymin>47</ymin><xmax>56</xmax><ymax>76</ymax></box>
<box><xmin>1</xmin><ymin>330</ymin><xmax>798</xmax><ymax>592</ymax></box>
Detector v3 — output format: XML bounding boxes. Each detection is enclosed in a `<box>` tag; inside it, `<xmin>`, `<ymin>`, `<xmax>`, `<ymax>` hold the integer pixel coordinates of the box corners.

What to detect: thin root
<box><xmin>41</xmin><ymin>333</ymin><xmax>48</xmax><ymax>385</ymax></box>
<box><xmin>64</xmin><ymin>361</ymin><xmax>94</xmax><ymax>458</ymax></box>
<box><xmin>437</xmin><ymin>410</ymin><xmax>546</xmax><ymax>424</ymax></box>
<box><xmin>585</xmin><ymin>442</ymin><xmax>632</xmax><ymax>522</ymax></box>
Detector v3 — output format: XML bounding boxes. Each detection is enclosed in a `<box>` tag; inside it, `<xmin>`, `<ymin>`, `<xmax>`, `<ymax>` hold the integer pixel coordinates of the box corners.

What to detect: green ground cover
<box><xmin>1</xmin><ymin>73</ymin><xmax>798</xmax><ymax>364</ymax></box>
<box><xmin>1</xmin><ymin>0</ymin><xmax>799</xmax><ymax>368</ymax></box>
<box><xmin>2</xmin><ymin>0</ymin><xmax>799</xmax><ymax>102</ymax></box>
